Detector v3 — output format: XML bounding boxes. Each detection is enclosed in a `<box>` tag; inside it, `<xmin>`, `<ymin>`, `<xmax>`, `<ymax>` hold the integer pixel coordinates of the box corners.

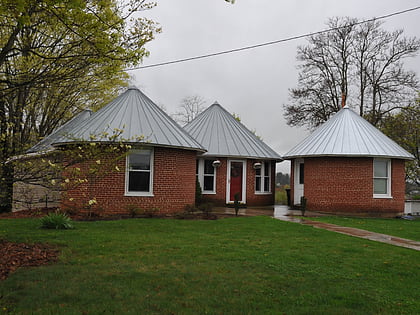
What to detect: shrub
<box><xmin>300</xmin><ymin>196</ymin><xmax>307</xmax><ymax>216</ymax></box>
<box><xmin>40</xmin><ymin>211</ymin><xmax>74</xmax><ymax>229</ymax></box>
<box><xmin>126</xmin><ymin>204</ymin><xmax>141</xmax><ymax>218</ymax></box>
<box><xmin>275</xmin><ymin>185</ymin><xmax>290</xmax><ymax>205</ymax></box>
<box><xmin>199</xmin><ymin>202</ymin><xmax>214</xmax><ymax>218</ymax></box>
<box><xmin>234</xmin><ymin>192</ymin><xmax>241</xmax><ymax>216</ymax></box>
<box><xmin>195</xmin><ymin>180</ymin><xmax>202</xmax><ymax>206</ymax></box>
<box><xmin>184</xmin><ymin>204</ymin><xmax>197</xmax><ymax>214</ymax></box>
<box><xmin>145</xmin><ymin>207</ymin><xmax>159</xmax><ymax>217</ymax></box>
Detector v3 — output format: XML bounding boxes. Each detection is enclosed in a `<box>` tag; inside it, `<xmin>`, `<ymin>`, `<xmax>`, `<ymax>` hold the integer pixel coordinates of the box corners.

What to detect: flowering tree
<box><xmin>0</xmin><ymin>0</ymin><xmax>161</xmax><ymax>212</ymax></box>
<box><xmin>12</xmin><ymin>129</ymin><xmax>145</xmax><ymax>215</ymax></box>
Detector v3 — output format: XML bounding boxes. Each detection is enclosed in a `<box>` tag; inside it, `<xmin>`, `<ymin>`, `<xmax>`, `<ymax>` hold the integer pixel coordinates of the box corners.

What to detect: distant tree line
<box><xmin>276</xmin><ymin>172</ymin><xmax>290</xmax><ymax>186</ymax></box>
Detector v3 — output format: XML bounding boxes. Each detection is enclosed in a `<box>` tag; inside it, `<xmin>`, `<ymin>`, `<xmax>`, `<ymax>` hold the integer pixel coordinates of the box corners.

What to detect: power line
<box><xmin>126</xmin><ymin>6</ymin><xmax>420</xmax><ymax>71</ymax></box>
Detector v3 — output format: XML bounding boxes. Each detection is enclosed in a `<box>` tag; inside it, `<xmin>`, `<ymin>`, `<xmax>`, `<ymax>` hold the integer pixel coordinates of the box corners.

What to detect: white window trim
<box><xmin>373</xmin><ymin>158</ymin><xmax>392</xmax><ymax>199</ymax></box>
<box><xmin>255</xmin><ymin>161</ymin><xmax>271</xmax><ymax>195</ymax></box>
<box><xmin>197</xmin><ymin>159</ymin><xmax>216</xmax><ymax>194</ymax></box>
<box><xmin>125</xmin><ymin>149</ymin><xmax>154</xmax><ymax>197</ymax></box>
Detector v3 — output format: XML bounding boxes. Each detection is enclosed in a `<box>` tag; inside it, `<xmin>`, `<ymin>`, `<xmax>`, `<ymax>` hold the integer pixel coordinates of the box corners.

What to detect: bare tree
<box><xmin>381</xmin><ymin>104</ymin><xmax>420</xmax><ymax>185</ymax></box>
<box><xmin>174</xmin><ymin>95</ymin><xmax>206</xmax><ymax>125</ymax></box>
<box><xmin>284</xmin><ymin>17</ymin><xmax>420</xmax><ymax>129</ymax></box>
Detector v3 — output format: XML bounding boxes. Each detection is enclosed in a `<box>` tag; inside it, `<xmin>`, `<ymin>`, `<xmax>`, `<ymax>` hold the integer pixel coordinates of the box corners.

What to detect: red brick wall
<box><xmin>201</xmin><ymin>158</ymin><xmax>275</xmax><ymax>206</ymax></box>
<box><xmin>289</xmin><ymin>157</ymin><xmax>406</xmax><ymax>217</ymax></box>
<box><xmin>62</xmin><ymin>147</ymin><xmax>197</xmax><ymax>216</ymax></box>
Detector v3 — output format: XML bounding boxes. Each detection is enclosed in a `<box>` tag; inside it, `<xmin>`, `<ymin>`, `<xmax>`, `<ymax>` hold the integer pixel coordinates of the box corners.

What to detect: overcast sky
<box><xmin>129</xmin><ymin>0</ymin><xmax>420</xmax><ymax>173</ymax></box>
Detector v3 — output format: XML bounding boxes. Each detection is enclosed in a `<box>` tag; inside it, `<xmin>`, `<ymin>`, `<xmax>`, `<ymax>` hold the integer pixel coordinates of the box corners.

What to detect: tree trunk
<box><xmin>0</xmin><ymin>163</ymin><xmax>14</xmax><ymax>213</ymax></box>
<box><xmin>0</xmin><ymin>98</ymin><xmax>14</xmax><ymax>212</ymax></box>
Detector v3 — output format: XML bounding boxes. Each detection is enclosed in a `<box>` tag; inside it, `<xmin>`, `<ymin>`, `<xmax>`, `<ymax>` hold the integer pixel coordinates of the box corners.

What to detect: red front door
<box><xmin>229</xmin><ymin>162</ymin><xmax>243</xmax><ymax>201</ymax></box>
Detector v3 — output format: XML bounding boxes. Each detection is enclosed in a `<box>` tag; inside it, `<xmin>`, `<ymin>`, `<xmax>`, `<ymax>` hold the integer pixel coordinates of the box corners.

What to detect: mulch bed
<box><xmin>0</xmin><ymin>208</ymin><xmax>57</xmax><ymax>219</ymax></box>
<box><xmin>0</xmin><ymin>208</ymin><xmax>230</xmax><ymax>221</ymax></box>
<box><xmin>0</xmin><ymin>240</ymin><xmax>59</xmax><ymax>281</ymax></box>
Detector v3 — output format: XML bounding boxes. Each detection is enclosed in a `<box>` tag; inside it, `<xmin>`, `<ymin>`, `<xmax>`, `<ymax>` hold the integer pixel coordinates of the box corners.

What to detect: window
<box><xmin>373</xmin><ymin>159</ymin><xmax>391</xmax><ymax>197</ymax></box>
<box><xmin>299</xmin><ymin>163</ymin><xmax>304</xmax><ymax>184</ymax></box>
<box><xmin>255</xmin><ymin>161</ymin><xmax>271</xmax><ymax>193</ymax></box>
<box><xmin>196</xmin><ymin>159</ymin><xmax>216</xmax><ymax>193</ymax></box>
<box><xmin>126</xmin><ymin>149</ymin><xmax>153</xmax><ymax>196</ymax></box>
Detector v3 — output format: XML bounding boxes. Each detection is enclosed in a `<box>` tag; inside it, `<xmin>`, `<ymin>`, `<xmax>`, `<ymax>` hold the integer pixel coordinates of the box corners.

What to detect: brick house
<box><xmin>283</xmin><ymin>106</ymin><xmax>414</xmax><ymax>217</ymax></box>
<box><xmin>27</xmin><ymin>87</ymin><xmax>206</xmax><ymax>215</ymax></box>
<box><xmin>184</xmin><ymin>102</ymin><xmax>282</xmax><ymax>206</ymax></box>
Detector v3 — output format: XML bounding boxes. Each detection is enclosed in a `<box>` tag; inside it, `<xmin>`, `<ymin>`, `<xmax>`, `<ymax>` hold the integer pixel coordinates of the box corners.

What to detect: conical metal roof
<box><xmin>52</xmin><ymin>87</ymin><xmax>205</xmax><ymax>152</ymax></box>
<box><xmin>184</xmin><ymin>102</ymin><xmax>282</xmax><ymax>160</ymax></box>
<box><xmin>27</xmin><ymin>109</ymin><xmax>93</xmax><ymax>153</ymax></box>
<box><xmin>283</xmin><ymin>106</ymin><xmax>414</xmax><ymax>160</ymax></box>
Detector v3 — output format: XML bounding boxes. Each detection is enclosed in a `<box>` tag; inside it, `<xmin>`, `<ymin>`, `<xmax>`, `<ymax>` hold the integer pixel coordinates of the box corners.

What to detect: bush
<box><xmin>126</xmin><ymin>204</ymin><xmax>141</xmax><ymax>218</ymax></box>
<box><xmin>144</xmin><ymin>207</ymin><xmax>159</xmax><ymax>217</ymax></box>
<box><xmin>40</xmin><ymin>211</ymin><xmax>74</xmax><ymax>229</ymax></box>
<box><xmin>275</xmin><ymin>185</ymin><xmax>290</xmax><ymax>205</ymax></box>
<box><xmin>195</xmin><ymin>180</ymin><xmax>202</xmax><ymax>206</ymax></box>
<box><xmin>199</xmin><ymin>202</ymin><xmax>214</xmax><ymax>218</ymax></box>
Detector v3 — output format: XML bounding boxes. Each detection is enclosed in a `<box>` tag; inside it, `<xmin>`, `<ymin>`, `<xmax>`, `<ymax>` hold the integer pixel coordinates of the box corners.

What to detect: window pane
<box><xmin>264</xmin><ymin>162</ymin><xmax>270</xmax><ymax>176</ymax></box>
<box><xmin>128</xmin><ymin>171</ymin><xmax>150</xmax><ymax>192</ymax></box>
<box><xmin>255</xmin><ymin>168</ymin><xmax>261</xmax><ymax>176</ymax></box>
<box><xmin>299</xmin><ymin>163</ymin><xmax>304</xmax><ymax>184</ymax></box>
<box><xmin>374</xmin><ymin>179</ymin><xmax>388</xmax><ymax>194</ymax></box>
<box><xmin>204</xmin><ymin>175</ymin><xmax>214</xmax><ymax>191</ymax></box>
<box><xmin>255</xmin><ymin>177</ymin><xmax>261</xmax><ymax>191</ymax></box>
<box><xmin>264</xmin><ymin>177</ymin><xmax>270</xmax><ymax>192</ymax></box>
<box><xmin>374</xmin><ymin>160</ymin><xmax>388</xmax><ymax>177</ymax></box>
<box><xmin>196</xmin><ymin>160</ymin><xmax>199</xmax><ymax>175</ymax></box>
<box><xmin>204</xmin><ymin>160</ymin><xmax>214</xmax><ymax>174</ymax></box>
<box><xmin>129</xmin><ymin>151</ymin><xmax>150</xmax><ymax>170</ymax></box>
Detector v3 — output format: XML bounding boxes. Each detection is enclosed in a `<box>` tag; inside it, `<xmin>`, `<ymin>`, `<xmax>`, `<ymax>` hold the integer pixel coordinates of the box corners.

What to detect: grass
<box><xmin>309</xmin><ymin>216</ymin><xmax>420</xmax><ymax>242</ymax></box>
<box><xmin>275</xmin><ymin>186</ymin><xmax>289</xmax><ymax>205</ymax></box>
<box><xmin>0</xmin><ymin>216</ymin><xmax>419</xmax><ymax>314</ymax></box>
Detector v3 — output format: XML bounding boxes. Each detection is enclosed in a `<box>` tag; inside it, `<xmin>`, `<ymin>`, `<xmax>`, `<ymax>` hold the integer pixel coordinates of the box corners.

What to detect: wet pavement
<box><xmin>214</xmin><ymin>205</ymin><xmax>420</xmax><ymax>251</ymax></box>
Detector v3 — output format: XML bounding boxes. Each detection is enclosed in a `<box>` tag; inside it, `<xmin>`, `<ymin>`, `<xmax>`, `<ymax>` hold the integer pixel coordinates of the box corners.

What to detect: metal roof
<box><xmin>52</xmin><ymin>87</ymin><xmax>206</xmax><ymax>152</ymax></box>
<box><xmin>184</xmin><ymin>102</ymin><xmax>282</xmax><ymax>160</ymax></box>
<box><xmin>283</xmin><ymin>106</ymin><xmax>414</xmax><ymax>160</ymax></box>
<box><xmin>27</xmin><ymin>109</ymin><xmax>93</xmax><ymax>153</ymax></box>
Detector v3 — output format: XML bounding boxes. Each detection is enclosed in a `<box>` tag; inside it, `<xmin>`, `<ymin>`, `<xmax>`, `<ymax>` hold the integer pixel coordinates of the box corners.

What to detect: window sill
<box><xmin>203</xmin><ymin>192</ymin><xmax>216</xmax><ymax>195</ymax></box>
<box><xmin>373</xmin><ymin>195</ymin><xmax>393</xmax><ymax>199</ymax></box>
<box><xmin>255</xmin><ymin>192</ymin><xmax>272</xmax><ymax>195</ymax></box>
<box><xmin>125</xmin><ymin>192</ymin><xmax>154</xmax><ymax>197</ymax></box>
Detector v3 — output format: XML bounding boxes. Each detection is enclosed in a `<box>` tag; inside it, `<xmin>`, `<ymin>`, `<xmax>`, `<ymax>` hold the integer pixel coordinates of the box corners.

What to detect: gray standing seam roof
<box><xmin>184</xmin><ymin>102</ymin><xmax>282</xmax><ymax>160</ymax></box>
<box><xmin>51</xmin><ymin>87</ymin><xmax>205</xmax><ymax>152</ymax></box>
<box><xmin>283</xmin><ymin>106</ymin><xmax>414</xmax><ymax>160</ymax></box>
<box><xmin>27</xmin><ymin>109</ymin><xmax>93</xmax><ymax>153</ymax></box>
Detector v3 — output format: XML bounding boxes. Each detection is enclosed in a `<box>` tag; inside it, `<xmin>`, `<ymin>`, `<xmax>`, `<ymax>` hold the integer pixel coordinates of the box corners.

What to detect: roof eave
<box><xmin>52</xmin><ymin>140</ymin><xmax>207</xmax><ymax>153</ymax></box>
<box><xmin>200</xmin><ymin>152</ymin><xmax>283</xmax><ymax>162</ymax></box>
<box><xmin>282</xmin><ymin>153</ymin><xmax>414</xmax><ymax>160</ymax></box>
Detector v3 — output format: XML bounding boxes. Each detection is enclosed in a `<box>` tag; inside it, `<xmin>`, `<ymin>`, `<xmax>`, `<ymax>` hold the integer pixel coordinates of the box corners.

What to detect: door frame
<box><xmin>226</xmin><ymin>159</ymin><xmax>247</xmax><ymax>204</ymax></box>
<box><xmin>294</xmin><ymin>158</ymin><xmax>304</xmax><ymax>205</ymax></box>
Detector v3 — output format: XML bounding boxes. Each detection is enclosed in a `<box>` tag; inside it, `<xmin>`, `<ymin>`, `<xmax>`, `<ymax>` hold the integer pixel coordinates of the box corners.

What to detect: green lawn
<box><xmin>309</xmin><ymin>216</ymin><xmax>420</xmax><ymax>242</ymax></box>
<box><xmin>1</xmin><ymin>216</ymin><xmax>419</xmax><ymax>314</ymax></box>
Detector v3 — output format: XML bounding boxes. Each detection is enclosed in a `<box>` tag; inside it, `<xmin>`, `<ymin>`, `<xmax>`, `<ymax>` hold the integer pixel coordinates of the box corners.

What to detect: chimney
<box><xmin>341</xmin><ymin>93</ymin><xmax>346</xmax><ymax>108</ymax></box>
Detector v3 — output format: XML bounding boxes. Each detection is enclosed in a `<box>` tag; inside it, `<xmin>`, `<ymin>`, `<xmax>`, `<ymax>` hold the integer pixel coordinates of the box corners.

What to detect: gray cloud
<box><xmin>132</xmin><ymin>0</ymin><xmax>420</xmax><ymax>173</ymax></box>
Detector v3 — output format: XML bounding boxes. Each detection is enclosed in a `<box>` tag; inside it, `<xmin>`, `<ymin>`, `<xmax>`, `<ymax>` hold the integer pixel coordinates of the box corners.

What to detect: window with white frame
<box><xmin>196</xmin><ymin>159</ymin><xmax>216</xmax><ymax>193</ymax></box>
<box><xmin>255</xmin><ymin>161</ymin><xmax>271</xmax><ymax>193</ymax></box>
<box><xmin>373</xmin><ymin>158</ymin><xmax>391</xmax><ymax>197</ymax></box>
<box><xmin>126</xmin><ymin>149</ymin><xmax>153</xmax><ymax>195</ymax></box>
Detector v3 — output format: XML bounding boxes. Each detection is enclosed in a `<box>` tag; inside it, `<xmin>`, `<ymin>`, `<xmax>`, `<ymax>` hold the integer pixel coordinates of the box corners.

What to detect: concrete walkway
<box><xmin>273</xmin><ymin>205</ymin><xmax>420</xmax><ymax>251</ymax></box>
<box><xmin>215</xmin><ymin>205</ymin><xmax>420</xmax><ymax>251</ymax></box>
